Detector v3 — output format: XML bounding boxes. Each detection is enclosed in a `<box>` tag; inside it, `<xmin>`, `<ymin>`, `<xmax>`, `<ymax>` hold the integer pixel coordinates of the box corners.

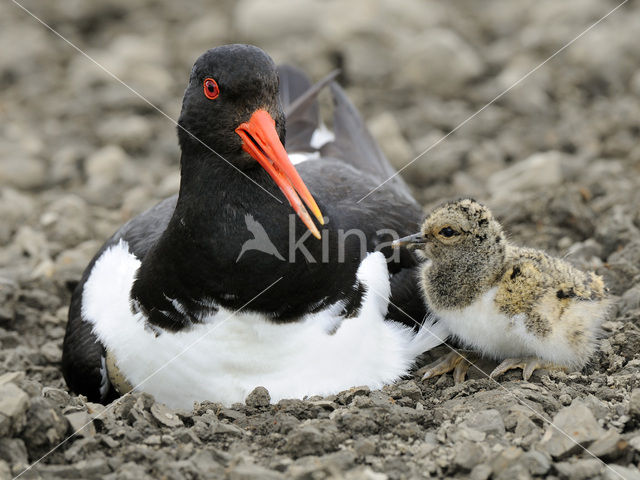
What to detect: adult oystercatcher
<box><xmin>62</xmin><ymin>44</ymin><xmax>442</xmax><ymax>408</ymax></box>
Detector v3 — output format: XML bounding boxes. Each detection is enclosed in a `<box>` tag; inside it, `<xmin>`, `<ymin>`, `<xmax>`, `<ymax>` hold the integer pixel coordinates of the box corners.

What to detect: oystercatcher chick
<box><xmin>394</xmin><ymin>198</ymin><xmax>610</xmax><ymax>382</ymax></box>
<box><xmin>62</xmin><ymin>44</ymin><xmax>443</xmax><ymax>408</ymax></box>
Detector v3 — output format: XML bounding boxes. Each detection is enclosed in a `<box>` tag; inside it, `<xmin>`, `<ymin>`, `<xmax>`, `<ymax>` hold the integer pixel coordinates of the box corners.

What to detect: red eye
<box><xmin>203</xmin><ymin>78</ymin><xmax>219</xmax><ymax>100</ymax></box>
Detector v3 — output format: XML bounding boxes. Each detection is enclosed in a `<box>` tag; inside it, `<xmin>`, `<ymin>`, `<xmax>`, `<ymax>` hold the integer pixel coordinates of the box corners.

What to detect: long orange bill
<box><xmin>235</xmin><ymin>109</ymin><xmax>324</xmax><ymax>239</ymax></box>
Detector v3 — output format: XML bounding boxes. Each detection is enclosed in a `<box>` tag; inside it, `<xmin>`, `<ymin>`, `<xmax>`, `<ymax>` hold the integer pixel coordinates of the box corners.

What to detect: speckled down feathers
<box><xmin>419</xmin><ymin>199</ymin><xmax>610</xmax><ymax>369</ymax></box>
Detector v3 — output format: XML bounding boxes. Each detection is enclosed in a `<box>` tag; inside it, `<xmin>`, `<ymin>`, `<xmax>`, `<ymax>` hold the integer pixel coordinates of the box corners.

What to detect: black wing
<box><xmin>277</xmin><ymin>65</ymin><xmax>338</xmax><ymax>153</ymax></box>
<box><xmin>322</xmin><ymin>81</ymin><xmax>414</xmax><ymax>203</ymax></box>
<box><xmin>62</xmin><ymin>196</ymin><xmax>177</xmax><ymax>402</ymax></box>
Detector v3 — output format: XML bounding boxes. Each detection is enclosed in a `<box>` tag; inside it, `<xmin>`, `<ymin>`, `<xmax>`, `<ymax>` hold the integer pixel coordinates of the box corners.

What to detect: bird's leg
<box><xmin>422</xmin><ymin>351</ymin><xmax>476</xmax><ymax>384</ymax></box>
<box><xmin>490</xmin><ymin>357</ymin><xmax>566</xmax><ymax>381</ymax></box>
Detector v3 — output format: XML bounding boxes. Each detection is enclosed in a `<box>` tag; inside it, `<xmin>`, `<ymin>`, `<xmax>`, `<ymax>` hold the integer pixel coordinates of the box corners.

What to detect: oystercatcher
<box><xmin>62</xmin><ymin>44</ymin><xmax>442</xmax><ymax>408</ymax></box>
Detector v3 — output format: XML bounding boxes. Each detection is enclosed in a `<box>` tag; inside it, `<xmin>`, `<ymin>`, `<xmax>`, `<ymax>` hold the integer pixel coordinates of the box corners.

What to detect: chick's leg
<box><xmin>490</xmin><ymin>357</ymin><xmax>566</xmax><ymax>381</ymax></box>
<box><xmin>422</xmin><ymin>351</ymin><xmax>474</xmax><ymax>384</ymax></box>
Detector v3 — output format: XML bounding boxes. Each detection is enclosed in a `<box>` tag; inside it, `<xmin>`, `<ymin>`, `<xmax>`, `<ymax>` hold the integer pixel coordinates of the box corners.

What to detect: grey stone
<box><xmin>0</xmin><ymin>188</ymin><xmax>36</xmax><ymax>245</ymax></box>
<box><xmin>449</xmin><ymin>425</ymin><xmax>487</xmax><ymax>443</ymax></box>
<box><xmin>0</xmin><ymin>414</ymin><xmax>9</xmax><ymax>438</ymax></box>
<box><xmin>596</xmin><ymin>206</ymin><xmax>640</xmax><ymax>259</ymax></box>
<box><xmin>605</xmin><ymin>240</ymin><xmax>640</xmax><ymax>295</ymax></box>
<box><xmin>234</xmin><ymin>0</ymin><xmax>323</xmax><ymax>42</ymax></box>
<box><xmin>398</xmin><ymin>28</ymin><xmax>484</xmax><ymax>96</ymax></box>
<box><xmin>21</xmin><ymin>397</ymin><xmax>69</xmax><ymax>458</ymax></box>
<box><xmin>308</xmin><ymin>400</ymin><xmax>338</xmax><ymax>411</ymax></box>
<box><xmin>490</xmin><ymin>447</ymin><xmax>523</xmax><ymax>476</ymax></box>
<box><xmin>85</xmin><ymin>402</ymin><xmax>107</xmax><ymax>419</ymax></box>
<box><xmin>354</xmin><ymin>438</ymin><xmax>377</xmax><ymax>457</ymax></box>
<box><xmin>213</xmin><ymin>421</ymin><xmax>245</xmax><ymax>437</ymax></box>
<box><xmin>588</xmin><ymin>429</ymin><xmax>628</xmax><ymax>460</ymax></box>
<box><xmin>386</xmin><ymin>380</ymin><xmax>423</xmax><ymax>402</ymax></box>
<box><xmin>555</xmin><ymin>459</ymin><xmax>603</xmax><ymax>480</ymax></box>
<box><xmin>603</xmin><ymin>465</ymin><xmax>640</xmax><ymax>480</ymax></box>
<box><xmin>0</xmin><ymin>371</ymin><xmax>25</xmax><ymax>387</ymax></box>
<box><xmin>41</xmin><ymin>194</ymin><xmax>91</xmax><ymax>247</ymax></box>
<box><xmin>514</xmin><ymin>413</ymin><xmax>540</xmax><ymax>440</ymax></box>
<box><xmin>143</xmin><ymin>434</ymin><xmax>161</xmax><ymax>445</ymax></box>
<box><xmin>566</xmin><ymin>239</ymin><xmax>604</xmax><ymax>262</ymax></box>
<box><xmin>0</xmin><ymin>156</ymin><xmax>47</xmax><ymax>190</ymax></box>
<box><xmin>64</xmin><ymin>437</ymin><xmax>99</xmax><ymax>462</ymax></box>
<box><xmin>336</xmin><ymin>386</ymin><xmax>370</xmax><ymax>405</ymax></box>
<box><xmin>38</xmin><ymin>457</ymin><xmax>111</xmax><ymax>478</ymax></box>
<box><xmin>189</xmin><ymin>450</ymin><xmax>223</xmax><ymax>475</ymax></box>
<box><xmin>582</xmin><ymin>395</ymin><xmax>610</xmax><ymax>421</ymax></box>
<box><xmin>519</xmin><ymin>450</ymin><xmax>551</xmax><ymax>476</ymax></box>
<box><xmin>42</xmin><ymin>387</ymin><xmax>71</xmax><ymax>408</ymax></box>
<box><xmin>40</xmin><ymin>340</ymin><xmax>62</xmax><ymax>363</ymax></box>
<box><xmin>0</xmin><ymin>280</ymin><xmax>18</xmax><ymax>323</ymax></box>
<box><xmin>539</xmin><ymin>400</ymin><xmax>604</xmax><ymax>458</ymax></box>
<box><xmin>174</xmin><ymin>428</ymin><xmax>201</xmax><ymax>445</ymax></box>
<box><xmin>462</xmin><ymin>409</ymin><xmax>506</xmax><ymax>436</ymax></box>
<box><xmin>96</xmin><ymin>115</ymin><xmax>153</xmax><ymax>150</ymax></box>
<box><xmin>629</xmin><ymin>435</ymin><xmax>640</xmax><ymax>452</ymax></box>
<box><xmin>245</xmin><ymin>386</ymin><xmax>270</xmax><ymax>408</ymax></box>
<box><xmin>286</xmin><ymin>450</ymin><xmax>357</xmax><ymax>478</ymax></box>
<box><xmin>65</xmin><ymin>410</ymin><xmax>96</xmax><ymax>438</ymax></box>
<box><xmin>0</xmin><ymin>383</ymin><xmax>29</xmax><ymax>420</ymax></box>
<box><xmin>150</xmin><ymin>402</ymin><xmax>183</xmax><ymax>428</ymax></box>
<box><xmin>407</xmin><ymin>135</ymin><xmax>471</xmax><ymax>186</ymax></box>
<box><xmin>619</xmin><ymin>285</ymin><xmax>640</xmax><ymax>315</ymax></box>
<box><xmin>13</xmin><ymin>226</ymin><xmax>50</xmax><ymax>266</ymax></box>
<box><xmin>631</xmin><ymin>70</ymin><xmax>640</xmax><ymax>97</ymax></box>
<box><xmin>629</xmin><ymin>389</ymin><xmax>640</xmax><ymax>418</ymax></box>
<box><xmin>470</xmin><ymin>464</ymin><xmax>493</xmax><ymax>480</ymax></box>
<box><xmin>84</xmin><ymin>144</ymin><xmax>129</xmax><ymax>188</ymax></box>
<box><xmin>453</xmin><ymin>440</ymin><xmax>486</xmax><ymax>471</ymax></box>
<box><xmin>218</xmin><ymin>408</ymin><xmax>246</xmax><ymax>422</ymax></box>
<box><xmin>494</xmin><ymin>462</ymin><xmax>531</xmax><ymax>480</ymax></box>
<box><xmin>282</xmin><ymin>425</ymin><xmax>337</xmax><ymax>458</ymax></box>
<box><xmin>343</xmin><ymin>466</ymin><xmax>387</xmax><ymax>480</ymax></box>
<box><xmin>489</xmin><ymin>151</ymin><xmax>566</xmax><ymax>201</ymax></box>
<box><xmin>0</xmin><ymin>460</ymin><xmax>9</xmax><ymax>480</ymax></box>
<box><xmin>0</xmin><ymin>438</ymin><xmax>28</xmax><ymax>465</ymax></box>
<box><xmin>228</xmin><ymin>462</ymin><xmax>284</xmax><ymax>480</ymax></box>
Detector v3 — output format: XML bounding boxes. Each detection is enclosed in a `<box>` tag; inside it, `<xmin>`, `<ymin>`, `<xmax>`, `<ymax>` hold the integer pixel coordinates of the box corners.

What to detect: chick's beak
<box><xmin>235</xmin><ymin>109</ymin><xmax>324</xmax><ymax>239</ymax></box>
<box><xmin>392</xmin><ymin>232</ymin><xmax>427</xmax><ymax>249</ymax></box>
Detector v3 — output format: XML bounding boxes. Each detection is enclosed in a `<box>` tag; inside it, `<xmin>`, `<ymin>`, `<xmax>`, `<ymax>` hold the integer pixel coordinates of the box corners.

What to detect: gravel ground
<box><xmin>2</xmin><ymin>0</ymin><xmax>640</xmax><ymax>479</ymax></box>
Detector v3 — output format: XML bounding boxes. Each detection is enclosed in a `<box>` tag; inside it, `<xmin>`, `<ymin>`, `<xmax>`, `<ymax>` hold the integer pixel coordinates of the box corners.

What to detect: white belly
<box><xmin>82</xmin><ymin>242</ymin><xmax>445</xmax><ymax>409</ymax></box>
<box><xmin>435</xmin><ymin>288</ymin><xmax>531</xmax><ymax>359</ymax></box>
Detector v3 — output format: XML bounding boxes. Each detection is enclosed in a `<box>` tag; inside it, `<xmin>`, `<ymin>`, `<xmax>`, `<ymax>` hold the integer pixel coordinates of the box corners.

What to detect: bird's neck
<box><xmin>129</xmin><ymin>151</ymin><xmax>290</xmax><ymax>331</ymax></box>
<box><xmin>423</xmin><ymin>251</ymin><xmax>506</xmax><ymax>312</ymax></box>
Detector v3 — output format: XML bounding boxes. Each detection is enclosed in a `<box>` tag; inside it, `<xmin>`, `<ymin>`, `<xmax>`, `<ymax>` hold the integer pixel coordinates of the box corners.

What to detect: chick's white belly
<box><xmin>435</xmin><ymin>287</ymin><xmax>530</xmax><ymax>359</ymax></box>
<box><xmin>82</xmin><ymin>241</ymin><xmax>441</xmax><ymax>409</ymax></box>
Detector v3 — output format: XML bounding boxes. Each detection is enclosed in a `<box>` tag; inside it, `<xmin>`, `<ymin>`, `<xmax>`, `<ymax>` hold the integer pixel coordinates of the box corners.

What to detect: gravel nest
<box><xmin>2</xmin><ymin>0</ymin><xmax>640</xmax><ymax>479</ymax></box>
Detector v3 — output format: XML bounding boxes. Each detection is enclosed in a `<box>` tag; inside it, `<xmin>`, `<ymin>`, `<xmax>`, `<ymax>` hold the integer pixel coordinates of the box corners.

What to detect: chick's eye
<box><xmin>439</xmin><ymin>227</ymin><xmax>458</xmax><ymax>238</ymax></box>
<box><xmin>203</xmin><ymin>78</ymin><xmax>219</xmax><ymax>100</ymax></box>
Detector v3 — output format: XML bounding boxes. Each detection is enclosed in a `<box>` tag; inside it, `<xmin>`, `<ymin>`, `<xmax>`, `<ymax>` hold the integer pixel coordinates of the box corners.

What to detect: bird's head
<box><xmin>177</xmin><ymin>44</ymin><xmax>323</xmax><ymax>238</ymax></box>
<box><xmin>393</xmin><ymin>198</ymin><xmax>505</xmax><ymax>264</ymax></box>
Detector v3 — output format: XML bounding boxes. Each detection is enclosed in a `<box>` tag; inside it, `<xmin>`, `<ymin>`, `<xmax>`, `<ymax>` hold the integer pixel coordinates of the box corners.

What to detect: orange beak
<box><xmin>235</xmin><ymin>109</ymin><xmax>324</xmax><ymax>239</ymax></box>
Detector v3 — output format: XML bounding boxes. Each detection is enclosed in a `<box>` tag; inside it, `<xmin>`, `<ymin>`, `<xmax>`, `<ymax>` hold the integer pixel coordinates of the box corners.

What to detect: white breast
<box><xmin>82</xmin><ymin>242</ymin><xmax>445</xmax><ymax>409</ymax></box>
